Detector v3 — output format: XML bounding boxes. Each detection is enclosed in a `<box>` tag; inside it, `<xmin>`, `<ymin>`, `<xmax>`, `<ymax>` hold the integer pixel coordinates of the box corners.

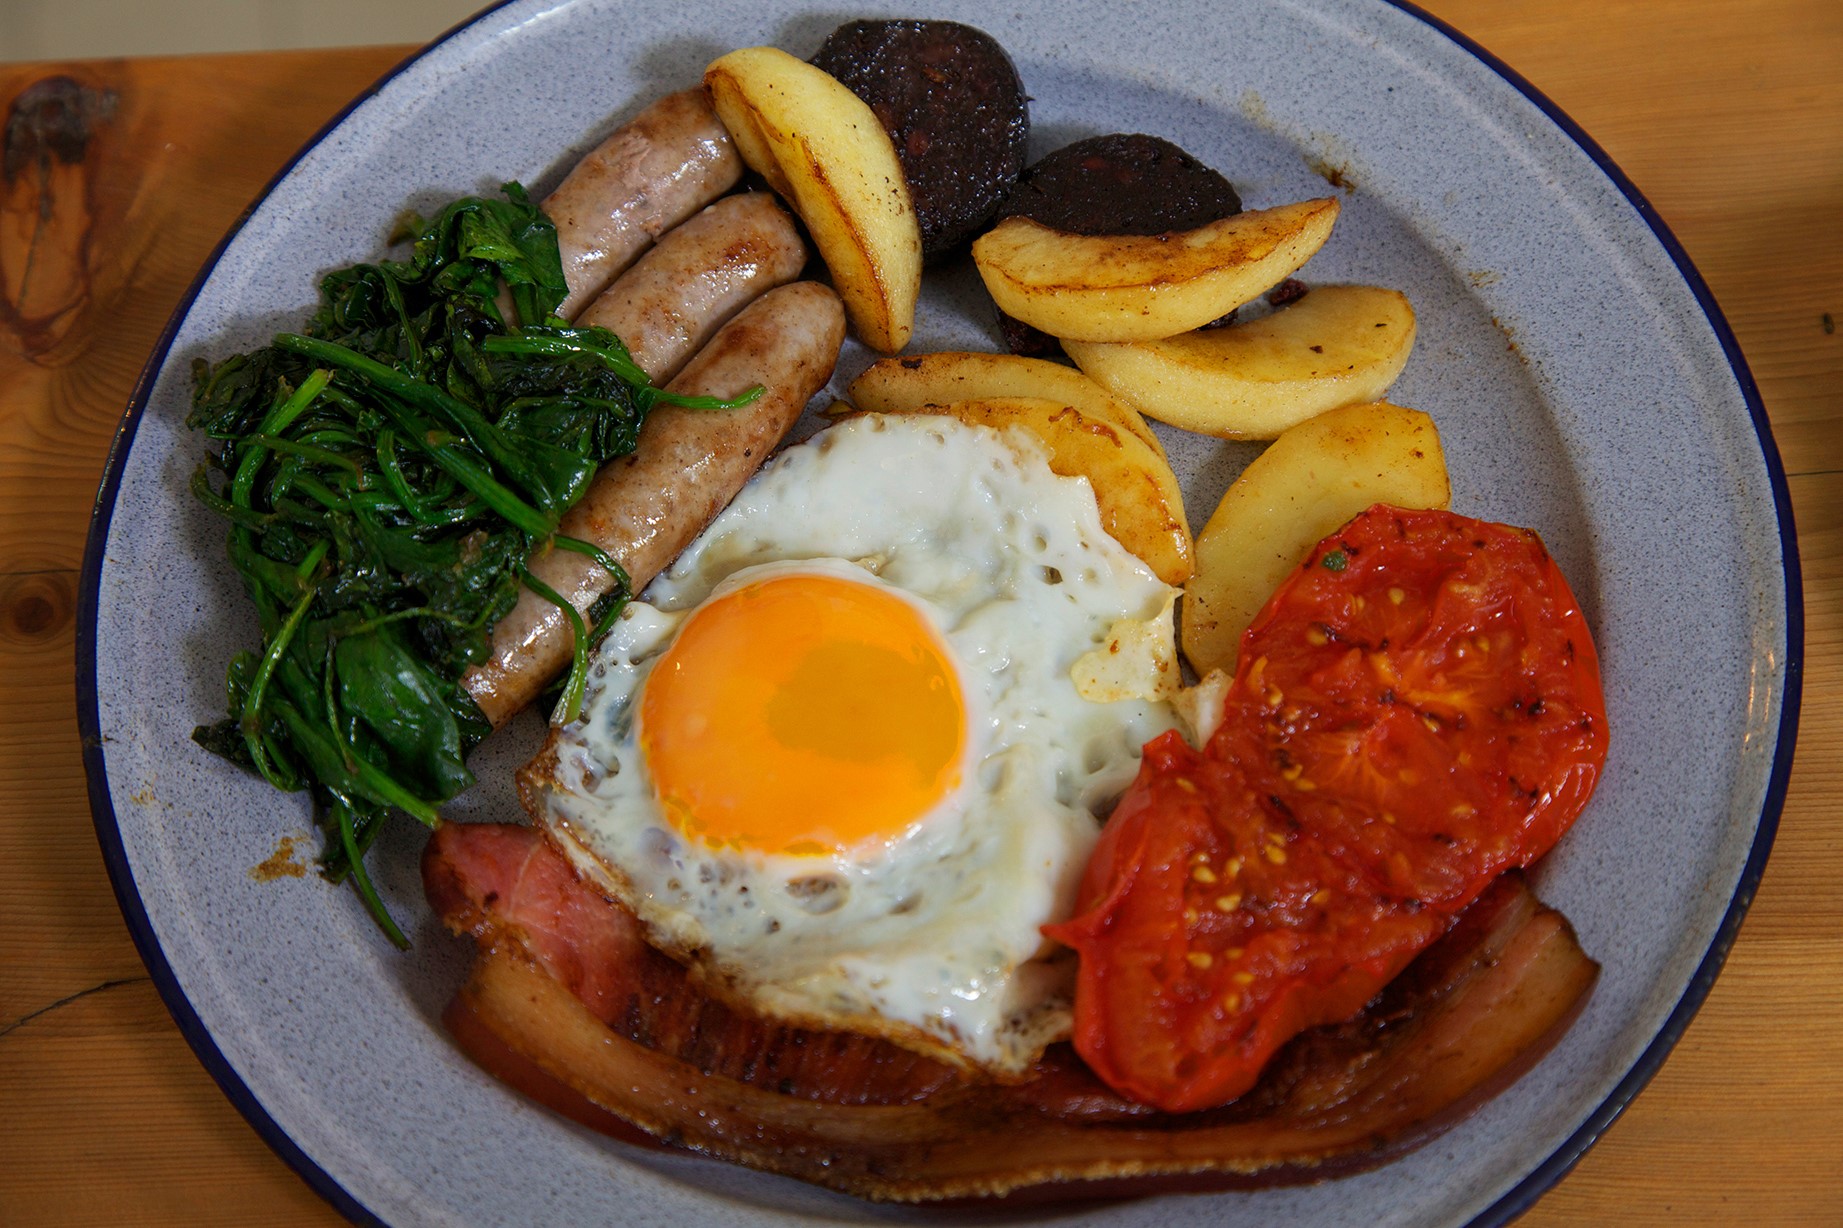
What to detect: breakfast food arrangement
<box><xmin>187</xmin><ymin>16</ymin><xmax>1608</xmax><ymax>1205</ymax></box>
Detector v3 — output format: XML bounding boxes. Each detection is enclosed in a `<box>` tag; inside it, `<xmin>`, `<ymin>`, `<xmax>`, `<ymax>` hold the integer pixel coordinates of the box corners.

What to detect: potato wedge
<box><xmin>845</xmin><ymin>350</ymin><xmax>1164</xmax><ymax>456</ymax></box>
<box><xmin>1181</xmin><ymin>401</ymin><xmax>1448</xmax><ymax>674</ymax></box>
<box><xmin>705</xmin><ymin>47</ymin><xmax>921</xmax><ymax>353</ymax></box>
<box><xmin>970</xmin><ymin>198</ymin><xmax>1339</xmax><ymax>344</ymax></box>
<box><xmin>859</xmin><ymin>396</ymin><xmax>1193</xmax><ymax>586</ymax></box>
<box><xmin>1065</xmin><ymin>286</ymin><xmax>1416</xmax><ymax>439</ymax></box>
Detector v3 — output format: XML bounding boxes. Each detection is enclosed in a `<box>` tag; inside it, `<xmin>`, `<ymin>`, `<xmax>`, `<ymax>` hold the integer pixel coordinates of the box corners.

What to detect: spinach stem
<box><xmin>518</xmin><ymin>565</ymin><xmax>591</xmax><ymax>724</ymax></box>
<box><xmin>551</xmin><ymin>534</ymin><xmax>631</xmax><ymax>592</ymax></box>
<box><xmin>240</xmin><ymin>584</ymin><xmax>318</xmax><ymax>786</ymax></box>
<box><xmin>374</xmin><ymin>429</ymin><xmax>436</xmax><ymax>523</ymax></box>
<box><xmin>335</xmin><ymin>800</ymin><xmax>410</xmax><ymax>949</ymax></box>
<box><xmin>231</xmin><ymin>368</ymin><xmax>332</xmax><ymax>508</ymax></box>
<box><xmin>296</xmin><ymin>539</ymin><xmax>330</xmax><ymax>581</ymax></box>
<box><xmin>478</xmin><ymin>332</ymin><xmax>765</xmax><ymax>411</ymax></box>
<box><xmin>651</xmin><ymin>385</ymin><xmax>768</xmax><ymax>411</ymax></box>
<box><xmin>588</xmin><ymin>593</ymin><xmax>630</xmax><ymax>644</ymax></box>
<box><xmin>322</xmin><ymin>641</ymin><xmax>356</xmax><ymax>774</ymax></box>
<box><xmin>272</xmin><ymin>699</ymin><xmax>442</xmax><ymax>826</ymax></box>
<box><xmin>190</xmin><ymin>467</ymin><xmax>271</xmax><ymax>528</ymax></box>
<box><xmin>481</xmin><ymin>331</ymin><xmax>650</xmax><ymax>385</ymax></box>
<box><xmin>550</xmin><ymin>534</ymin><xmax>632</xmax><ymax>644</ymax></box>
<box><xmin>417</xmin><ymin>437</ymin><xmax>555</xmax><ymax>536</ymax></box>
<box><xmin>361</xmin><ymin>391</ymin><xmax>555</xmax><ymax>536</ymax></box>
<box><xmin>249</xmin><ymin>433</ymin><xmax>365</xmax><ymax>478</ymax></box>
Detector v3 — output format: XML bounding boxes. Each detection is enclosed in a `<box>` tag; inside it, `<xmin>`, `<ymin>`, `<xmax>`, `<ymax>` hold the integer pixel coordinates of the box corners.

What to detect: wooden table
<box><xmin>2</xmin><ymin>2</ymin><xmax>1837</xmax><ymax>1222</ymax></box>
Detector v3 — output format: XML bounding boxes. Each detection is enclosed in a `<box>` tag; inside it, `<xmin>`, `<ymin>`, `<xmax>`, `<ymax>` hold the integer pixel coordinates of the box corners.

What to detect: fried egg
<box><xmin>525</xmin><ymin>414</ymin><xmax>1180</xmax><ymax>1077</ymax></box>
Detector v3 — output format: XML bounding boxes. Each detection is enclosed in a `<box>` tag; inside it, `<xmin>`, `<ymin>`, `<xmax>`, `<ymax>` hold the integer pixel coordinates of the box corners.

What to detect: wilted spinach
<box><xmin>189</xmin><ymin>184</ymin><xmax>756</xmax><ymax>945</ymax></box>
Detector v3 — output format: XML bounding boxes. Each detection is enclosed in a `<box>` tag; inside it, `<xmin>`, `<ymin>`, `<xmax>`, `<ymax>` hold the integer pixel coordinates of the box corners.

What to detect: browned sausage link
<box><xmin>463</xmin><ymin>282</ymin><xmax>847</xmax><ymax>727</ymax></box>
<box><xmin>547</xmin><ymin>88</ymin><xmax>745</xmax><ymax>320</ymax></box>
<box><xmin>575</xmin><ymin>192</ymin><xmax>808</xmax><ymax>384</ymax></box>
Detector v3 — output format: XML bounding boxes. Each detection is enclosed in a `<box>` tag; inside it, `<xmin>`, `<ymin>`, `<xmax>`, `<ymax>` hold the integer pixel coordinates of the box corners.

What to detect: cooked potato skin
<box><xmin>991</xmin><ymin>133</ymin><xmax>1243</xmax><ymax>355</ymax></box>
<box><xmin>845</xmin><ymin>350</ymin><xmax>1165</xmax><ymax>456</ymax></box>
<box><xmin>1065</xmin><ymin>285</ymin><xmax>1417</xmax><ymax>439</ymax></box>
<box><xmin>705</xmin><ymin>47</ymin><xmax>922</xmax><ymax>353</ymax></box>
<box><xmin>1181</xmin><ymin>401</ymin><xmax>1449</xmax><ymax>674</ymax></box>
<box><xmin>972</xmin><ymin>198</ymin><xmax>1339</xmax><ymax>344</ymax></box>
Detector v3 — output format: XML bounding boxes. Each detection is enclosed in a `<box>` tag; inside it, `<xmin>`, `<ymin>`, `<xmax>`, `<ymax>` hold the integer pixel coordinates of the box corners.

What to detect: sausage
<box><xmin>463</xmin><ymin>281</ymin><xmax>847</xmax><ymax>726</ymax></box>
<box><xmin>546</xmin><ymin>88</ymin><xmax>746</xmax><ymax>320</ymax></box>
<box><xmin>575</xmin><ymin>192</ymin><xmax>808</xmax><ymax>384</ymax></box>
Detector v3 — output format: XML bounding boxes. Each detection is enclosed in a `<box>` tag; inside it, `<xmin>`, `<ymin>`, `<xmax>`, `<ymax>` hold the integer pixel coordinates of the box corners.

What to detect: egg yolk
<box><xmin>640</xmin><ymin>572</ymin><xmax>967</xmax><ymax>855</ymax></box>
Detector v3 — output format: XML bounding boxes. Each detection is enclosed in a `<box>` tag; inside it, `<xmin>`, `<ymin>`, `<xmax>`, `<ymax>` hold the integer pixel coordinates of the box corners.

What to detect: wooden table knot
<box><xmin>2</xmin><ymin>73</ymin><xmax>118</xmax><ymax>358</ymax></box>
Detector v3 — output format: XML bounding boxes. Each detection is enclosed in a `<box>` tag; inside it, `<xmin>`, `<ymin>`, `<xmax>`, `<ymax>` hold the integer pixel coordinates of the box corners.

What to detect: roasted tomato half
<box><xmin>1046</xmin><ymin>505</ymin><xmax>1608</xmax><ymax>1113</ymax></box>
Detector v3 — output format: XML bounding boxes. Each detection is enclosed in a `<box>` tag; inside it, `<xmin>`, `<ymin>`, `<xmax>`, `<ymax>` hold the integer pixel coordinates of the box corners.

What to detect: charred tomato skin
<box><xmin>1046</xmin><ymin>505</ymin><xmax>1608</xmax><ymax>1113</ymax></box>
<box><xmin>811</xmin><ymin>19</ymin><xmax>1030</xmax><ymax>261</ymax></box>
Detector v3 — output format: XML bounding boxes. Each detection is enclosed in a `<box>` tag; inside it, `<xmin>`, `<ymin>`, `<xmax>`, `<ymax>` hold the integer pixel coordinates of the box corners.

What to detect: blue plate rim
<box><xmin>72</xmin><ymin>2</ymin><xmax>1803</xmax><ymax>1224</ymax></box>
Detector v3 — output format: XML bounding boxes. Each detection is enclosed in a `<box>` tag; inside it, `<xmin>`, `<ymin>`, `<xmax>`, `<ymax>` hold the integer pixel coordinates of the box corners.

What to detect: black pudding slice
<box><xmin>811</xmin><ymin>19</ymin><xmax>1030</xmax><ymax>262</ymax></box>
<box><xmin>993</xmin><ymin>133</ymin><xmax>1244</xmax><ymax>356</ymax></box>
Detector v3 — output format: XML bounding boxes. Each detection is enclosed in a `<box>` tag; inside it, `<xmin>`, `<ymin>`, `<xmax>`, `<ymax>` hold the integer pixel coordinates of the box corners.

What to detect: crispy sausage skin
<box><xmin>463</xmin><ymin>281</ymin><xmax>847</xmax><ymax>726</ymax></box>
<box><xmin>546</xmin><ymin>88</ymin><xmax>745</xmax><ymax>320</ymax></box>
<box><xmin>575</xmin><ymin>192</ymin><xmax>808</xmax><ymax>384</ymax></box>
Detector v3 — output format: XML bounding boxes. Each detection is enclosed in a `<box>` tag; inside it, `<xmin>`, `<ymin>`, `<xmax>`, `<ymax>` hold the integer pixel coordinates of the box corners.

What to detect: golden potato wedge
<box><xmin>705</xmin><ymin>47</ymin><xmax>921</xmax><ymax>353</ymax></box>
<box><xmin>1181</xmin><ymin>401</ymin><xmax>1449</xmax><ymax>674</ymax></box>
<box><xmin>970</xmin><ymin>198</ymin><xmax>1339</xmax><ymax>344</ymax></box>
<box><xmin>1065</xmin><ymin>286</ymin><xmax>1417</xmax><ymax>440</ymax></box>
<box><xmin>862</xmin><ymin>396</ymin><xmax>1193</xmax><ymax>586</ymax></box>
<box><xmin>845</xmin><ymin>350</ymin><xmax>1164</xmax><ymax>456</ymax></box>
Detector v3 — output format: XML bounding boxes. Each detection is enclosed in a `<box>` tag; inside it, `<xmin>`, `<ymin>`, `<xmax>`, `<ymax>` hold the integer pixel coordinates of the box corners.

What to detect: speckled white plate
<box><xmin>79</xmin><ymin>1</ymin><xmax>1800</xmax><ymax>1225</ymax></box>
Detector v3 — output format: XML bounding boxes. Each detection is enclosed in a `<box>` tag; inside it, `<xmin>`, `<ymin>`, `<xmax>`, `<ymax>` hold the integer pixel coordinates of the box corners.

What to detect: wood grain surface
<box><xmin>2</xmin><ymin>1</ymin><xmax>1838</xmax><ymax>1222</ymax></box>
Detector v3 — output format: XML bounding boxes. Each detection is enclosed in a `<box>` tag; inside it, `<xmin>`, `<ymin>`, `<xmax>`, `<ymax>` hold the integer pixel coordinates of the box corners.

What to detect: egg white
<box><xmin>526</xmin><ymin>414</ymin><xmax>1181</xmax><ymax>1076</ymax></box>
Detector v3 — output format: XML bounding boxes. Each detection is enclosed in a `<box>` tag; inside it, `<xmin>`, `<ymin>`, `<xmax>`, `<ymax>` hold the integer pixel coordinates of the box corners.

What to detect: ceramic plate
<box><xmin>79</xmin><ymin>0</ymin><xmax>1800</xmax><ymax>1224</ymax></box>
